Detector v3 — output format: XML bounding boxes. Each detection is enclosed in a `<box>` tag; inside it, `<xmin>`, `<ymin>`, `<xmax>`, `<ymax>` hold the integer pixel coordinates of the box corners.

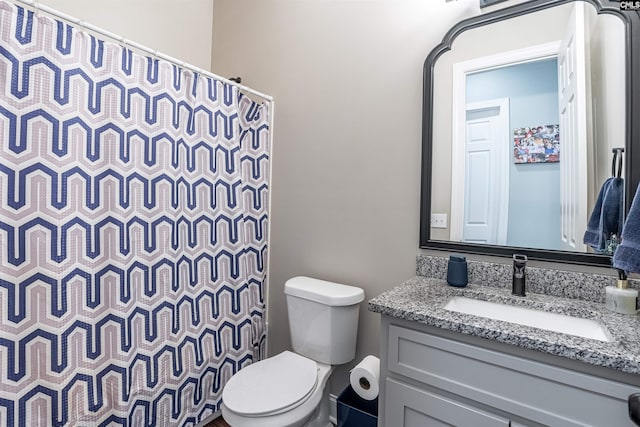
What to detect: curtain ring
<box><xmin>33</xmin><ymin>1</ymin><xmax>40</xmax><ymax>16</ymax></box>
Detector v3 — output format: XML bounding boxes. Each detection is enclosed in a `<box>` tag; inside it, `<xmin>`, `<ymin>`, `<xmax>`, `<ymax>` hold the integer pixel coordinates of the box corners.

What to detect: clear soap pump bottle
<box><xmin>605</xmin><ymin>270</ymin><xmax>638</xmax><ymax>315</ymax></box>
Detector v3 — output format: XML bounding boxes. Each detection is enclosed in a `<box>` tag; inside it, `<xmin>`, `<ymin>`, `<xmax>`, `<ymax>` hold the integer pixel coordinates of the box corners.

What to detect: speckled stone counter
<box><xmin>369</xmin><ymin>276</ymin><xmax>640</xmax><ymax>375</ymax></box>
<box><xmin>416</xmin><ymin>255</ymin><xmax>640</xmax><ymax>303</ymax></box>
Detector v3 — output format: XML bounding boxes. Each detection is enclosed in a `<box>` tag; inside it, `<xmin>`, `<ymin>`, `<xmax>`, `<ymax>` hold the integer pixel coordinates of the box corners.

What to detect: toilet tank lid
<box><xmin>284</xmin><ymin>276</ymin><xmax>365</xmax><ymax>306</ymax></box>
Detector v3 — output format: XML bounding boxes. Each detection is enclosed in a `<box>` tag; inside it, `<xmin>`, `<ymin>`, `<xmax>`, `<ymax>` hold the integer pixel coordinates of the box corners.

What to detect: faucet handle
<box><xmin>513</xmin><ymin>254</ymin><xmax>528</xmax><ymax>265</ymax></box>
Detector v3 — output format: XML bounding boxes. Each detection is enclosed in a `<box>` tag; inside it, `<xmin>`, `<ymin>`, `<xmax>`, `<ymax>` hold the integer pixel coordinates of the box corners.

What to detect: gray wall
<box><xmin>212</xmin><ymin>0</ymin><xmax>481</xmax><ymax>396</ymax></box>
<box><xmin>211</xmin><ymin>0</ymin><xmax>616</xmax><ymax>397</ymax></box>
<box><xmin>38</xmin><ymin>0</ymin><xmax>214</xmax><ymax>70</ymax></box>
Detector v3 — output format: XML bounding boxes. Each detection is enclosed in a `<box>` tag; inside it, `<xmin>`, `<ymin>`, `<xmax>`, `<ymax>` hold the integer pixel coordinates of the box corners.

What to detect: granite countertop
<box><xmin>369</xmin><ymin>276</ymin><xmax>640</xmax><ymax>375</ymax></box>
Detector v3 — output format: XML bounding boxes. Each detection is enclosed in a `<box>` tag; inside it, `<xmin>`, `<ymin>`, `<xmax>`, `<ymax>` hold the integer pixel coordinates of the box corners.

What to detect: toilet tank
<box><xmin>284</xmin><ymin>276</ymin><xmax>365</xmax><ymax>365</ymax></box>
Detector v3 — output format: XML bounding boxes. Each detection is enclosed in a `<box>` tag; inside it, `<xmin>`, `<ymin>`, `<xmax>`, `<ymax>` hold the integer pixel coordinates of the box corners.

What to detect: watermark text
<box><xmin>620</xmin><ymin>1</ymin><xmax>640</xmax><ymax>10</ymax></box>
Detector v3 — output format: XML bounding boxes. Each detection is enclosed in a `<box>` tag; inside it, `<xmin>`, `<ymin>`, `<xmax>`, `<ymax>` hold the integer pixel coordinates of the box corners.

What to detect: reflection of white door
<box><xmin>452</xmin><ymin>99</ymin><xmax>509</xmax><ymax>245</ymax></box>
<box><xmin>558</xmin><ymin>2</ymin><xmax>589</xmax><ymax>251</ymax></box>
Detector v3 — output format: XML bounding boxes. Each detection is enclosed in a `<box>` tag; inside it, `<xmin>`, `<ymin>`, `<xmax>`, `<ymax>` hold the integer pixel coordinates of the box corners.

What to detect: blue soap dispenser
<box><xmin>447</xmin><ymin>254</ymin><xmax>468</xmax><ymax>287</ymax></box>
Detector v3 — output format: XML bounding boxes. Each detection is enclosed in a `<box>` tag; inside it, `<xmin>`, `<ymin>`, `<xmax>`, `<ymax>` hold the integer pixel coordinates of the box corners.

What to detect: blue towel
<box><xmin>613</xmin><ymin>182</ymin><xmax>640</xmax><ymax>273</ymax></box>
<box><xmin>583</xmin><ymin>177</ymin><xmax>624</xmax><ymax>253</ymax></box>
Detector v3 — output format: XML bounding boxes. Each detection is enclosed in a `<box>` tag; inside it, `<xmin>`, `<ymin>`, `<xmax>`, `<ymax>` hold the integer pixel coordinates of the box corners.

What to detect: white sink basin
<box><xmin>443</xmin><ymin>296</ymin><xmax>611</xmax><ymax>342</ymax></box>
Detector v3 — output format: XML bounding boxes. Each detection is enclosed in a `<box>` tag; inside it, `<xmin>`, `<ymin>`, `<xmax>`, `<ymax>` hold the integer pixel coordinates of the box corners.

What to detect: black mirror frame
<box><xmin>420</xmin><ymin>0</ymin><xmax>640</xmax><ymax>266</ymax></box>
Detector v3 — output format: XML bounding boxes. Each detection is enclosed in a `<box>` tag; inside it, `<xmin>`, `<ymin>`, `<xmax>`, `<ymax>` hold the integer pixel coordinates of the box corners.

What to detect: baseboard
<box><xmin>329</xmin><ymin>393</ymin><xmax>337</xmax><ymax>425</ymax></box>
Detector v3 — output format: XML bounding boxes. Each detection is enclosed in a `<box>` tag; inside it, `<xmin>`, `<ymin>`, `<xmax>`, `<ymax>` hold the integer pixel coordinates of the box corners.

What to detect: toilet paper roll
<box><xmin>349</xmin><ymin>355</ymin><xmax>380</xmax><ymax>400</ymax></box>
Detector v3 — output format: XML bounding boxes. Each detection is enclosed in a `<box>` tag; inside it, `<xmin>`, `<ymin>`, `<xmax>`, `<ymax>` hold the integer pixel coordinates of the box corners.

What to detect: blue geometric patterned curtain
<box><xmin>0</xmin><ymin>1</ymin><xmax>269</xmax><ymax>425</ymax></box>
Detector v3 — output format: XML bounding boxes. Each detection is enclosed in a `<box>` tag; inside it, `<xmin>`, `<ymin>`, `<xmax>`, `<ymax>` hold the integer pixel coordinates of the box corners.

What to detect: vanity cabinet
<box><xmin>385</xmin><ymin>378</ymin><xmax>510</xmax><ymax>426</ymax></box>
<box><xmin>378</xmin><ymin>316</ymin><xmax>639</xmax><ymax>427</ymax></box>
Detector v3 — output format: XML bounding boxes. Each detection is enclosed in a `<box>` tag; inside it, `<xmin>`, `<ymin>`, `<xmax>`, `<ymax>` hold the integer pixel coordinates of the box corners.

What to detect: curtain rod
<box><xmin>9</xmin><ymin>0</ymin><xmax>274</xmax><ymax>102</ymax></box>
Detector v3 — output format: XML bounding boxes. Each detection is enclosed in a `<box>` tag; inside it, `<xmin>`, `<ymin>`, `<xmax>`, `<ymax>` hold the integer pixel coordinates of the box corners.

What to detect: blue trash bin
<box><xmin>336</xmin><ymin>385</ymin><xmax>378</xmax><ymax>427</ymax></box>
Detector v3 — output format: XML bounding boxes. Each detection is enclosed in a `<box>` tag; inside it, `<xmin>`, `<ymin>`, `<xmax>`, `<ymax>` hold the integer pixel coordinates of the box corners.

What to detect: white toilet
<box><xmin>221</xmin><ymin>276</ymin><xmax>365</xmax><ymax>427</ymax></box>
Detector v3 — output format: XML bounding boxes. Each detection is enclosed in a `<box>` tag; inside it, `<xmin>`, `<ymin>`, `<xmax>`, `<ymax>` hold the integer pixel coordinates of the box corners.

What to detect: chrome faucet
<box><xmin>512</xmin><ymin>254</ymin><xmax>527</xmax><ymax>297</ymax></box>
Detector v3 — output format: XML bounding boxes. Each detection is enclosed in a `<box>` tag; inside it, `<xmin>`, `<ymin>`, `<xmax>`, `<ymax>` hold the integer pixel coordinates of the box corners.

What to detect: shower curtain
<box><xmin>0</xmin><ymin>1</ymin><xmax>269</xmax><ymax>426</ymax></box>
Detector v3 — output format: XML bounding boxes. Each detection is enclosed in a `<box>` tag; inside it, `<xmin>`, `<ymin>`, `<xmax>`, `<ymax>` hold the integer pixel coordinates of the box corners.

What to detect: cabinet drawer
<box><xmin>387</xmin><ymin>325</ymin><xmax>636</xmax><ymax>426</ymax></box>
<box><xmin>385</xmin><ymin>377</ymin><xmax>509</xmax><ymax>427</ymax></box>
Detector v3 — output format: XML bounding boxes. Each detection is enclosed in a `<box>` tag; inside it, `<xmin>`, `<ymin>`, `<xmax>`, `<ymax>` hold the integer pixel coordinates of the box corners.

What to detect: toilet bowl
<box><xmin>220</xmin><ymin>277</ymin><xmax>365</xmax><ymax>427</ymax></box>
<box><xmin>221</xmin><ymin>351</ymin><xmax>333</xmax><ymax>427</ymax></box>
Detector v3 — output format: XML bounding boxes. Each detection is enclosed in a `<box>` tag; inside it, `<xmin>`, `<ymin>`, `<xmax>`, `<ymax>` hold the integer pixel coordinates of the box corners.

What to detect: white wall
<box><xmin>37</xmin><ymin>0</ymin><xmax>214</xmax><ymax>70</ymax></box>
<box><xmin>211</xmin><ymin>0</ymin><xmax>481</xmax><ymax>396</ymax></box>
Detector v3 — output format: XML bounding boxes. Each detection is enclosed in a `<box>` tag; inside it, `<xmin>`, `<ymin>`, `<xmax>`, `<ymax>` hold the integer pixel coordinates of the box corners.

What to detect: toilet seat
<box><xmin>222</xmin><ymin>351</ymin><xmax>318</xmax><ymax>417</ymax></box>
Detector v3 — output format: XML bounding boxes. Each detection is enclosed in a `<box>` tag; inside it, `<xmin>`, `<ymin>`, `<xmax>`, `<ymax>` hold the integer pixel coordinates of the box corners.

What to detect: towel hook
<box><xmin>612</xmin><ymin>147</ymin><xmax>625</xmax><ymax>178</ymax></box>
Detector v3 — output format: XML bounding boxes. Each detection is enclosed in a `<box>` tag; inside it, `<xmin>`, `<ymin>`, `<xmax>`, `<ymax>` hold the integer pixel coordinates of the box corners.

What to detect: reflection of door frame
<box><xmin>450</xmin><ymin>41</ymin><xmax>561</xmax><ymax>242</ymax></box>
<box><xmin>558</xmin><ymin>1</ymin><xmax>590</xmax><ymax>252</ymax></box>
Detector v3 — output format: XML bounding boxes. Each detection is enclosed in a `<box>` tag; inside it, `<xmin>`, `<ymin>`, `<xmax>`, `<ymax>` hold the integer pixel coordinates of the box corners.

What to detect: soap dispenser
<box><xmin>605</xmin><ymin>270</ymin><xmax>638</xmax><ymax>315</ymax></box>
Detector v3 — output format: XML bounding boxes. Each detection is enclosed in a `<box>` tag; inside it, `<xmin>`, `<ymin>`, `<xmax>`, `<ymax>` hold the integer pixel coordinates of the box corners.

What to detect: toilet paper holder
<box><xmin>349</xmin><ymin>355</ymin><xmax>380</xmax><ymax>401</ymax></box>
<box><xmin>358</xmin><ymin>377</ymin><xmax>371</xmax><ymax>391</ymax></box>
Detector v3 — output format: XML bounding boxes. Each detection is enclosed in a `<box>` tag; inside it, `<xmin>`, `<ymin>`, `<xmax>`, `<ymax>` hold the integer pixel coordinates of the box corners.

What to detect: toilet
<box><xmin>221</xmin><ymin>276</ymin><xmax>365</xmax><ymax>427</ymax></box>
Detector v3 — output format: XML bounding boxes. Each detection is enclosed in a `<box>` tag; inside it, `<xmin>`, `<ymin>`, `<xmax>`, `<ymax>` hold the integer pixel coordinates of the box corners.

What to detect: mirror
<box><xmin>420</xmin><ymin>0</ymin><xmax>640</xmax><ymax>266</ymax></box>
